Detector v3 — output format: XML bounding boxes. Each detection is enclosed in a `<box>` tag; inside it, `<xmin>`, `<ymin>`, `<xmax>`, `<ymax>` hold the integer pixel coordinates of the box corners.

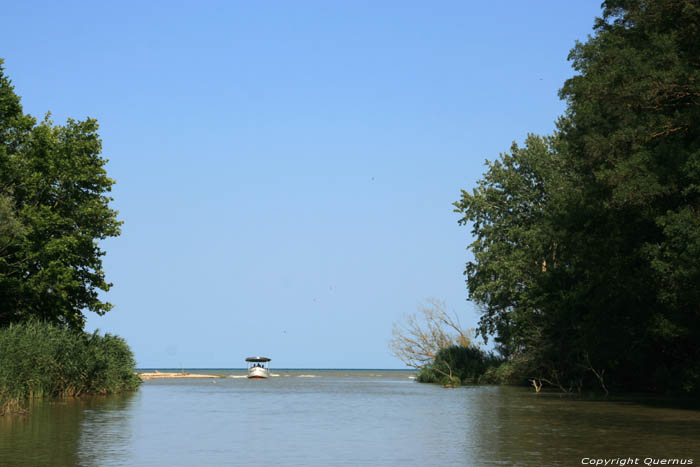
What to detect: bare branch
<box><xmin>389</xmin><ymin>299</ymin><xmax>474</xmax><ymax>369</ymax></box>
<box><xmin>582</xmin><ymin>353</ymin><xmax>609</xmax><ymax>396</ymax></box>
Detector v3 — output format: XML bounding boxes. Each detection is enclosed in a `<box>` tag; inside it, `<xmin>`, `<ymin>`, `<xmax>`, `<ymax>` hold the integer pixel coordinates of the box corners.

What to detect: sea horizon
<box><xmin>136</xmin><ymin>367</ymin><xmax>415</xmax><ymax>371</ymax></box>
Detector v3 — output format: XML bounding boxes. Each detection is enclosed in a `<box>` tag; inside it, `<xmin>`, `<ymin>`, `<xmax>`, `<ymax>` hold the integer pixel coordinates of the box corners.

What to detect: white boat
<box><xmin>246</xmin><ymin>357</ymin><xmax>271</xmax><ymax>379</ymax></box>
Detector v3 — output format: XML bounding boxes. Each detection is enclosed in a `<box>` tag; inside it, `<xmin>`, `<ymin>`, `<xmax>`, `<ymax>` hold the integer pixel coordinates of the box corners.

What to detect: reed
<box><xmin>0</xmin><ymin>321</ymin><xmax>141</xmax><ymax>415</ymax></box>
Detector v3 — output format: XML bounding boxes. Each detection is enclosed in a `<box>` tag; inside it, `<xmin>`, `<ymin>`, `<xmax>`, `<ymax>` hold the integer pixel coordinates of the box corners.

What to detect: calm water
<box><xmin>1</xmin><ymin>369</ymin><xmax>699</xmax><ymax>466</ymax></box>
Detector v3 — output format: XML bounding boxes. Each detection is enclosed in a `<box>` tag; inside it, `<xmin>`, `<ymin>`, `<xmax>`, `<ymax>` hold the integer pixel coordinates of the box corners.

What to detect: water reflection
<box><xmin>1</xmin><ymin>399</ymin><xmax>82</xmax><ymax>466</ymax></box>
<box><xmin>465</xmin><ymin>387</ymin><xmax>700</xmax><ymax>465</ymax></box>
<box><xmin>1</xmin><ymin>373</ymin><xmax>699</xmax><ymax>466</ymax></box>
<box><xmin>0</xmin><ymin>392</ymin><xmax>136</xmax><ymax>467</ymax></box>
<box><xmin>77</xmin><ymin>392</ymin><xmax>139</xmax><ymax>466</ymax></box>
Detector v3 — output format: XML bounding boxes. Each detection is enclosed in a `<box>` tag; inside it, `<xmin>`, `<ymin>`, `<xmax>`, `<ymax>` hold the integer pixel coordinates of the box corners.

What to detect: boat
<box><xmin>246</xmin><ymin>357</ymin><xmax>271</xmax><ymax>379</ymax></box>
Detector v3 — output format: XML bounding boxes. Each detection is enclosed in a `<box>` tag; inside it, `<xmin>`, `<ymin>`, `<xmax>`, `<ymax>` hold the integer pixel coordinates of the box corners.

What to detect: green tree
<box><xmin>454</xmin><ymin>135</ymin><xmax>564</xmax><ymax>358</ymax></box>
<box><xmin>0</xmin><ymin>60</ymin><xmax>122</xmax><ymax>329</ymax></box>
<box><xmin>454</xmin><ymin>135</ymin><xmax>587</xmax><ymax>390</ymax></box>
<box><xmin>557</xmin><ymin>0</ymin><xmax>700</xmax><ymax>394</ymax></box>
<box><xmin>0</xmin><ymin>192</ymin><xmax>26</xmax><ymax>257</ymax></box>
<box><xmin>456</xmin><ymin>0</ymin><xmax>700</xmax><ymax>394</ymax></box>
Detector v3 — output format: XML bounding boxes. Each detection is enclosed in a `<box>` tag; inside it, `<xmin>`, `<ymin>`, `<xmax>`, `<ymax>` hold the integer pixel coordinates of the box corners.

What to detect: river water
<box><xmin>1</xmin><ymin>369</ymin><xmax>699</xmax><ymax>466</ymax></box>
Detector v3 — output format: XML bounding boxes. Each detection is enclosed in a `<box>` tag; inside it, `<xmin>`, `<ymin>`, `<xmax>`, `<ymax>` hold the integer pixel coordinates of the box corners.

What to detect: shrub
<box><xmin>417</xmin><ymin>345</ymin><xmax>502</xmax><ymax>386</ymax></box>
<box><xmin>0</xmin><ymin>321</ymin><xmax>140</xmax><ymax>415</ymax></box>
<box><xmin>479</xmin><ymin>360</ymin><xmax>526</xmax><ymax>385</ymax></box>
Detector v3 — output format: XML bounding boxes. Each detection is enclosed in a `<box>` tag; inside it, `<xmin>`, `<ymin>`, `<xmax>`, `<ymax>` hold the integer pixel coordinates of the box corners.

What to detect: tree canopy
<box><xmin>455</xmin><ymin>0</ymin><xmax>700</xmax><ymax>395</ymax></box>
<box><xmin>0</xmin><ymin>60</ymin><xmax>121</xmax><ymax>329</ymax></box>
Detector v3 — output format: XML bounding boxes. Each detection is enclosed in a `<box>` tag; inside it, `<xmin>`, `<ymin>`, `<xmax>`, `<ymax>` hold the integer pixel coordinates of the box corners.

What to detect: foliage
<box><xmin>478</xmin><ymin>359</ymin><xmax>530</xmax><ymax>386</ymax></box>
<box><xmin>416</xmin><ymin>345</ymin><xmax>501</xmax><ymax>386</ymax></box>
<box><xmin>454</xmin><ymin>134</ymin><xmax>567</xmax><ymax>359</ymax></box>
<box><xmin>454</xmin><ymin>1</ymin><xmax>700</xmax><ymax>395</ymax></box>
<box><xmin>0</xmin><ymin>60</ymin><xmax>121</xmax><ymax>329</ymax></box>
<box><xmin>0</xmin><ymin>63</ymin><xmax>137</xmax><ymax>415</ymax></box>
<box><xmin>0</xmin><ymin>192</ymin><xmax>26</xmax><ymax>254</ymax></box>
<box><xmin>0</xmin><ymin>321</ymin><xmax>140</xmax><ymax>415</ymax></box>
<box><xmin>390</xmin><ymin>298</ymin><xmax>474</xmax><ymax>369</ymax></box>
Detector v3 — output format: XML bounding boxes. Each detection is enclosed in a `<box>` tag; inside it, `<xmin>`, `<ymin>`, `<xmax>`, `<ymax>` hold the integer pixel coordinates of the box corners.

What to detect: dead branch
<box><xmin>389</xmin><ymin>298</ymin><xmax>473</xmax><ymax>369</ymax></box>
<box><xmin>583</xmin><ymin>353</ymin><xmax>609</xmax><ymax>396</ymax></box>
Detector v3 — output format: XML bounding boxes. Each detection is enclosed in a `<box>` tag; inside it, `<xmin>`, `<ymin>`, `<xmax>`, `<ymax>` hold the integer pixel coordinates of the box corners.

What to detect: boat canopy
<box><xmin>245</xmin><ymin>357</ymin><xmax>271</xmax><ymax>362</ymax></box>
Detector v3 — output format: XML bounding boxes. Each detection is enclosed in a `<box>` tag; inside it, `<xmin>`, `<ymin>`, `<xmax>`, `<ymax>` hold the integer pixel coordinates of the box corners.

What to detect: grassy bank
<box><xmin>0</xmin><ymin>321</ymin><xmax>141</xmax><ymax>415</ymax></box>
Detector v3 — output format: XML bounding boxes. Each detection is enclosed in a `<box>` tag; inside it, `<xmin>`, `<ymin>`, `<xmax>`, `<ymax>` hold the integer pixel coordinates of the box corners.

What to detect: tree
<box><xmin>0</xmin><ymin>192</ymin><xmax>26</xmax><ymax>259</ymax></box>
<box><xmin>454</xmin><ymin>134</ymin><xmax>566</xmax><ymax>359</ymax></box>
<box><xmin>389</xmin><ymin>298</ymin><xmax>474</xmax><ymax>370</ymax></box>
<box><xmin>455</xmin><ymin>0</ymin><xmax>700</xmax><ymax>394</ymax></box>
<box><xmin>0</xmin><ymin>60</ymin><xmax>122</xmax><ymax>329</ymax></box>
<box><xmin>556</xmin><ymin>0</ymin><xmax>700</xmax><ymax>394</ymax></box>
<box><xmin>453</xmin><ymin>134</ymin><xmax>589</xmax><ymax>391</ymax></box>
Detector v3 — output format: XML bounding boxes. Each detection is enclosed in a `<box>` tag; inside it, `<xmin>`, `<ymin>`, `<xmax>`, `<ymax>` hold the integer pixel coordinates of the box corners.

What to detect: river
<box><xmin>1</xmin><ymin>369</ymin><xmax>698</xmax><ymax>466</ymax></box>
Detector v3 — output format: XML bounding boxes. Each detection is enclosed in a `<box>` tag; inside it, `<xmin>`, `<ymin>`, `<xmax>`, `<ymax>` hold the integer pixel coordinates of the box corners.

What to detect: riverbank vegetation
<box><xmin>0</xmin><ymin>60</ymin><xmax>139</xmax><ymax>414</ymax></box>
<box><xmin>390</xmin><ymin>299</ymin><xmax>503</xmax><ymax>387</ymax></box>
<box><xmin>390</xmin><ymin>299</ymin><xmax>474</xmax><ymax>370</ymax></box>
<box><xmin>416</xmin><ymin>346</ymin><xmax>502</xmax><ymax>387</ymax></box>
<box><xmin>395</xmin><ymin>1</ymin><xmax>700</xmax><ymax>396</ymax></box>
<box><xmin>453</xmin><ymin>0</ymin><xmax>700</xmax><ymax>396</ymax></box>
<box><xmin>0</xmin><ymin>321</ymin><xmax>140</xmax><ymax>415</ymax></box>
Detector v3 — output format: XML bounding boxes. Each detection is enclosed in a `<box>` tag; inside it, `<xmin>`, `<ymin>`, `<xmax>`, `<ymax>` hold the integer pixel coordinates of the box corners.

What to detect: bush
<box><xmin>417</xmin><ymin>345</ymin><xmax>502</xmax><ymax>386</ymax></box>
<box><xmin>478</xmin><ymin>359</ymin><xmax>529</xmax><ymax>385</ymax></box>
<box><xmin>0</xmin><ymin>321</ymin><xmax>140</xmax><ymax>415</ymax></box>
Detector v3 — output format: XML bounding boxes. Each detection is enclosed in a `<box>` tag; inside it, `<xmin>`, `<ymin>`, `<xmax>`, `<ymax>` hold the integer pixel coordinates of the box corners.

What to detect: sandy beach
<box><xmin>138</xmin><ymin>371</ymin><xmax>221</xmax><ymax>380</ymax></box>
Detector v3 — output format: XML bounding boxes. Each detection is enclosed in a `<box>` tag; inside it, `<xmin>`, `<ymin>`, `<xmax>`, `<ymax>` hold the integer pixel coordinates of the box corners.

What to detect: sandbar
<box><xmin>138</xmin><ymin>371</ymin><xmax>220</xmax><ymax>380</ymax></box>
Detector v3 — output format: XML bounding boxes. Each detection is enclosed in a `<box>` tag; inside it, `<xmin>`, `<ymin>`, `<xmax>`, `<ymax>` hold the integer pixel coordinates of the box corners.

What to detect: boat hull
<box><xmin>247</xmin><ymin>366</ymin><xmax>269</xmax><ymax>379</ymax></box>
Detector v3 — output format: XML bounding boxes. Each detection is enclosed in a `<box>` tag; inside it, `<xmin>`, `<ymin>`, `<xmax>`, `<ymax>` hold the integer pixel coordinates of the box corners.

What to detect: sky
<box><xmin>2</xmin><ymin>1</ymin><xmax>603</xmax><ymax>368</ymax></box>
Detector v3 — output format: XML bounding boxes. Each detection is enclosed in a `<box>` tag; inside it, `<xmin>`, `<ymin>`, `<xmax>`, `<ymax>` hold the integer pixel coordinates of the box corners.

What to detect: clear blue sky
<box><xmin>2</xmin><ymin>1</ymin><xmax>602</xmax><ymax>368</ymax></box>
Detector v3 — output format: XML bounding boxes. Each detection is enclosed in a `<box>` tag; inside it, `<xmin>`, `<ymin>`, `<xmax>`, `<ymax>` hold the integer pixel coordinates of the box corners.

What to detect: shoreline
<box><xmin>138</xmin><ymin>371</ymin><xmax>221</xmax><ymax>380</ymax></box>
